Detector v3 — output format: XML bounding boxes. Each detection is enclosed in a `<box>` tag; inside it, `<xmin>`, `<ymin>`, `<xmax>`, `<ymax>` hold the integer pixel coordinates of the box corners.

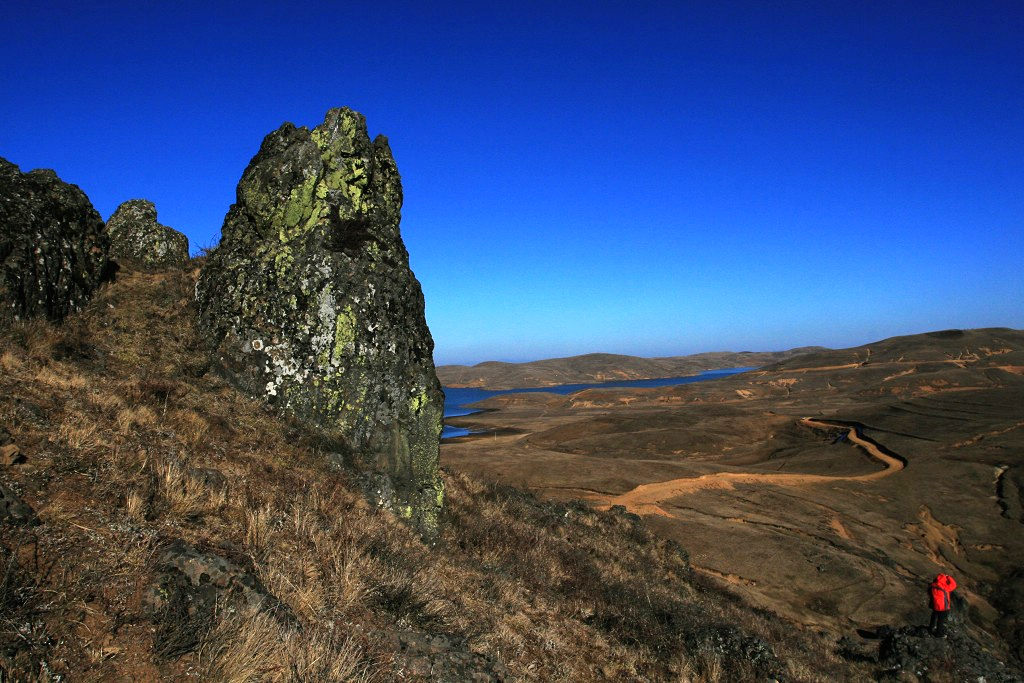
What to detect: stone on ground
<box><xmin>0</xmin><ymin>482</ymin><xmax>39</xmax><ymax>526</ymax></box>
<box><xmin>145</xmin><ymin>539</ymin><xmax>294</xmax><ymax>657</ymax></box>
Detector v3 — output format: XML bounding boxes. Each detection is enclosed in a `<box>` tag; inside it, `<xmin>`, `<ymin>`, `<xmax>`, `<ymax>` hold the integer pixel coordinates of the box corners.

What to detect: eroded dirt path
<box><xmin>596</xmin><ymin>419</ymin><xmax>905</xmax><ymax>516</ymax></box>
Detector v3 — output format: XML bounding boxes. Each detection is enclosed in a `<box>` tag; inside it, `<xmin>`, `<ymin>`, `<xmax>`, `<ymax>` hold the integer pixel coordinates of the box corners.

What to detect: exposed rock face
<box><xmin>106</xmin><ymin>199</ymin><xmax>189</xmax><ymax>268</ymax></box>
<box><xmin>0</xmin><ymin>157</ymin><xmax>114</xmax><ymax>324</ymax></box>
<box><xmin>197</xmin><ymin>108</ymin><xmax>443</xmax><ymax>532</ymax></box>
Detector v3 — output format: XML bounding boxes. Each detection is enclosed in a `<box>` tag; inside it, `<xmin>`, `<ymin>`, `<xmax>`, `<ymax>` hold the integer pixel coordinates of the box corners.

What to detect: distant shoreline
<box><xmin>440</xmin><ymin>367</ymin><xmax>754</xmax><ymax>439</ymax></box>
<box><xmin>436</xmin><ymin>347</ymin><xmax>825</xmax><ymax>390</ymax></box>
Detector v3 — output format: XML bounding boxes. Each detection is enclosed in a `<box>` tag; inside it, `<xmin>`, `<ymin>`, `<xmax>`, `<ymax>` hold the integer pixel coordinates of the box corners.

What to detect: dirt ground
<box><xmin>441</xmin><ymin>328</ymin><xmax>1024</xmax><ymax>657</ymax></box>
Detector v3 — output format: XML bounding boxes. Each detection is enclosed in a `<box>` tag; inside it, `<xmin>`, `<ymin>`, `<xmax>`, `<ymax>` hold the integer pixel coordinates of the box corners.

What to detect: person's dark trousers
<box><xmin>929</xmin><ymin>610</ymin><xmax>949</xmax><ymax>636</ymax></box>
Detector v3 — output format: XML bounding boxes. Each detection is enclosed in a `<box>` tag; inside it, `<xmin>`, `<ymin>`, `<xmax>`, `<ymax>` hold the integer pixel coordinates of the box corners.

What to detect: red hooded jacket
<box><xmin>929</xmin><ymin>574</ymin><xmax>957</xmax><ymax>612</ymax></box>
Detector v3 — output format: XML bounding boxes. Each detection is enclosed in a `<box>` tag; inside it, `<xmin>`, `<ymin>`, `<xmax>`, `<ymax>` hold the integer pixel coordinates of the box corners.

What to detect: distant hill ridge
<box><xmin>761</xmin><ymin>327</ymin><xmax>1023</xmax><ymax>372</ymax></box>
<box><xmin>437</xmin><ymin>347</ymin><xmax>827</xmax><ymax>389</ymax></box>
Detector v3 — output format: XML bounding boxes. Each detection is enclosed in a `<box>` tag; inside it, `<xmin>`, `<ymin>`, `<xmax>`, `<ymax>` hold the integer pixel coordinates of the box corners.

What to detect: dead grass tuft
<box><xmin>156</xmin><ymin>460</ymin><xmax>226</xmax><ymax>518</ymax></box>
<box><xmin>57</xmin><ymin>418</ymin><xmax>100</xmax><ymax>451</ymax></box>
<box><xmin>198</xmin><ymin>607</ymin><xmax>372</xmax><ymax>682</ymax></box>
<box><xmin>88</xmin><ymin>389</ymin><xmax>126</xmax><ymax>417</ymax></box>
<box><xmin>244</xmin><ymin>503</ymin><xmax>277</xmax><ymax>553</ymax></box>
<box><xmin>116</xmin><ymin>405</ymin><xmax>158</xmax><ymax>433</ymax></box>
<box><xmin>5</xmin><ymin>318</ymin><xmax>61</xmax><ymax>361</ymax></box>
<box><xmin>0</xmin><ymin>350</ymin><xmax>23</xmax><ymax>372</ymax></box>
<box><xmin>34</xmin><ymin>363</ymin><xmax>87</xmax><ymax>390</ymax></box>
<box><xmin>124</xmin><ymin>490</ymin><xmax>147</xmax><ymax>522</ymax></box>
<box><xmin>166</xmin><ymin>408</ymin><xmax>209</xmax><ymax>446</ymax></box>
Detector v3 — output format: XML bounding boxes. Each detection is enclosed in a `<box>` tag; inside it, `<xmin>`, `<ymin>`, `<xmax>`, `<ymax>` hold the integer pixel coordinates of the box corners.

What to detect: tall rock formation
<box><xmin>196</xmin><ymin>108</ymin><xmax>443</xmax><ymax>532</ymax></box>
<box><xmin>0</xmin><ymin>157</ymin><xmax>114</xmax><ymax>324</ymax></box>
<box><xmin>106</xmin><ymin>199</ymin><xmax>189</xmax><ymax>268</ymax></box>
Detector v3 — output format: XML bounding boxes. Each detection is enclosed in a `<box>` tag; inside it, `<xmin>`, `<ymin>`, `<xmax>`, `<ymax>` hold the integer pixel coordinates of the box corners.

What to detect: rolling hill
<box><xmin>437</xmin><ymin>347</ymin><xmax>827</xmax><ymax>389</ymax></box>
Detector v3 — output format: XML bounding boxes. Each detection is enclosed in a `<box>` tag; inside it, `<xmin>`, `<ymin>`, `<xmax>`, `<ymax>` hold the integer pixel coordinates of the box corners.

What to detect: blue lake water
<box><xmin>441</xmin><ymin>367</ymin><xmax>755</xmax><ymax>439</ymax></box>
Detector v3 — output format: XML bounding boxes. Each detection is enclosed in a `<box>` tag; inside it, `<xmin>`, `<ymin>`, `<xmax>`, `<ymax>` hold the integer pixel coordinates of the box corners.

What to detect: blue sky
<box><xmin>2</xmin><ymin>2</ymin><xmax>1022</xmax><ymax>364</ymax></box>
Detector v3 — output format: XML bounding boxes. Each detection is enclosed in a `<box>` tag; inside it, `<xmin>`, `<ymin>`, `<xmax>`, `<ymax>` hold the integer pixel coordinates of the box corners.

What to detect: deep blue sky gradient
<box><xmin>2</xmin><ymin>1</ymin><xmax>1022</xmax><ymax>364</ymax></box>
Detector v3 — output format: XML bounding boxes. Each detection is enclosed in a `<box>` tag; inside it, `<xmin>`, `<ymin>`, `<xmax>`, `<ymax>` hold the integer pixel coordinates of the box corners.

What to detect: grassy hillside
<box><xmin>0</xmin><ymin>267</ymin><xmax>859</xmax><ymax>681</ymax></box>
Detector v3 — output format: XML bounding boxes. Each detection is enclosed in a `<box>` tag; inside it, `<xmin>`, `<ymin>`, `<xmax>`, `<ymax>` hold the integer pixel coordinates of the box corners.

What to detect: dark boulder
<box><xmin>0</xmin><ymin>157</ymin><xmax>115</xmax><ymax>324</ymax></box>
<box><xmin>0</xmin><ymin>482</ymin><xmax>39</xmax><ymax>527</ymax></box>
<box><xmin>106</xmin><ymin>199</ymin><xmax>189</xmax><ymax>268</ymax></box>
<box><xmin>196</xmin><ymin>108</ymin><xmax>444</xmax><ymax>533</ymax></box>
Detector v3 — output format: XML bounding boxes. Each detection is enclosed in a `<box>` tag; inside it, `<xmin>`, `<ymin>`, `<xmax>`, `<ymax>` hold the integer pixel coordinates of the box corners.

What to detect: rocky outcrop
<box><xmin>0</xmin><ymin>157</ymin><xmax>114</xmax><ymax>324</ymax></box>
<box><xmin>106</xmin><ymin>199</ymin><xmax>189</xmax><ymax>268</ymax></box>
<box><xmin>197</xmin><ymin>108</ymin><xmax>444</xmax><ymax>533</ymax></box>
<box><xmin>876</xmin><ymin>623</ymin><xmax>1017</xmax><ymax>681</ymax></box>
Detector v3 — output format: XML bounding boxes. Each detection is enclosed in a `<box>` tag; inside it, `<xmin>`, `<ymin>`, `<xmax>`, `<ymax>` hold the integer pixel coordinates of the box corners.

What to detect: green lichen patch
<box><xmin>332</xmin><ymin>306</ymin><xmax>356</xmax><ymax>359</ymax></box>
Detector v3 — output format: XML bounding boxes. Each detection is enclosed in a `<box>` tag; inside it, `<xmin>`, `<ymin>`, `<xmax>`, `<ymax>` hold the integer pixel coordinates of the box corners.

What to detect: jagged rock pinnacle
<box><xmin>196</xmin><ymin>108</ymin><xmax>444</xmax><ymax>533</ymax></box>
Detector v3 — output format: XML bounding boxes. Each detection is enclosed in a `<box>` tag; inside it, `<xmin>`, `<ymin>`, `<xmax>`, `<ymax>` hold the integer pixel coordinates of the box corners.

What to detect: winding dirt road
<box><xmin>596</xmin><ymin>418</ymin><xmax>905</xmax><ymax>517</ymax></box>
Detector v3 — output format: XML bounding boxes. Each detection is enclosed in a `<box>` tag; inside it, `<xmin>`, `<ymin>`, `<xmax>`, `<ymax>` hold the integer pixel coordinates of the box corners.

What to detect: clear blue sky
<box><xmin>2</xmin><ymin>2</ymin><xmax>1022</xmax><ymax>365</ymax></box>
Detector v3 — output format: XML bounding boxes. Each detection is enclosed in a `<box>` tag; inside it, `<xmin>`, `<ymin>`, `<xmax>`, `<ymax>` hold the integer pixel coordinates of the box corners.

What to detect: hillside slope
<box><xmin>443</xmin><ymin>328</ymin><xmax>1024</xmax><ymax>680</ymax></box>
<box><xmin>437</xmin><ymin>347</ymin><xmax>827</xmax><ymax>389</ymax></box>
<box><xmin>0</xmin><ymin>267</ymin><xmax>861</xmax><ymax>681</ymax></box>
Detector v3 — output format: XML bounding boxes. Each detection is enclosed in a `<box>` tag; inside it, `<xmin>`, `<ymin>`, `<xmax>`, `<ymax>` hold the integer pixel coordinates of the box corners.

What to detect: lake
<box><xmin>441</xmin><ymin>367</ymin><xmax>755</xmax><ymax>438</ymax></box>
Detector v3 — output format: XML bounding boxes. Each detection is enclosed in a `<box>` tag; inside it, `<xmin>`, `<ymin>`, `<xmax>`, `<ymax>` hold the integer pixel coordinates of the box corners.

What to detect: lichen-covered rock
<box><xmin>197</xmin><ymin>108</ymin><xmax>444</xmax><ymax>533</ymax></box>
<box><xmin>0</xmin><ymin>157</ymin><xmax>115</xmax><ymax>324</ymax></box>
<box><xmin>106</xmin><ymin>199</ymin><xmax>189</xmax><ymax>268</ymax></box>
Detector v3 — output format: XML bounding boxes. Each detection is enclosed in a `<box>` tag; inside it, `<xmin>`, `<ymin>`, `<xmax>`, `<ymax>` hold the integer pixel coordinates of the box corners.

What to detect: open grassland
<box><xmin>443</xmin><ymin>328</ymin><xmax>1024</xmax><ymax>676</ymax></box>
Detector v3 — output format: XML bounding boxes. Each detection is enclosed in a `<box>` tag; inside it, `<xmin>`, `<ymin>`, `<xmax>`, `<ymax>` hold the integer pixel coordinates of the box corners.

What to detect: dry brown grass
<box><xmin>0</xmin><ymin>268</ymin><xmax>871</xmax><ymax>681</ymax></box>
<box><xmin>166</xmin><ymin>408</ymin><xmax>209</xmax><ymax>446</ymax></box>
<box><xmin>87</xmin><ymin>389</ymin><xmax>126</xmax><ymax>417</ymax></box>
<box><xmin>244</xmin><ymin>503</ymin><xmax>276</xmax><ymax>553</ymax></box>
<box><xmin>116</xmin><ymin>405</ymin><xmax>157</xmax><ymax>433</ymax></box>
<box><xmin>33</xmin><ymin>363</ymin><xmax>87</xmax><ymax>390</ymax></box>
<box><xmin>197</xmin><ymin>607</ymin><xmax>372</xmax><ymax>682</ymax></box>
<box><xmin>56</xmin><ymin>418</ymin><xmax>100</xmax><ymax>451</ymax></box>
<box><xmin>1</xmin><ymin>350</ymin><xmax>23</xmax><ymax>372</ymax></box>
<box><xmin>124</xmin><ymin>490</ymin><xmax>147</xmax><ymax>522</ymax></box>
<box><xmin>677</xmin><ymin>651</ymin><xmax>723</xmax><ymax>683</ymax></box>
<box><xmin>156</xmin><ymin>459</ymin><xmax>227</xmax><ymax>518</ymax></box>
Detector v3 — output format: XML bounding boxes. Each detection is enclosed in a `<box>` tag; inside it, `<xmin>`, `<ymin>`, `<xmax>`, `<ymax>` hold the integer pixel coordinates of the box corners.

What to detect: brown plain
<box><xmin>442</xmin><ymin>328</ymin><xmax>1024</xmax><ymax>649</ymax></box>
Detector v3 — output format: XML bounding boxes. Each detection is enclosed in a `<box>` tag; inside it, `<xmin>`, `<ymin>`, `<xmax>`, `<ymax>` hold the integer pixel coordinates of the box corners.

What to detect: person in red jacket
<box><xmin>929</xmin><ymin>573</ymin><xmax>957</xmax><ymax>637</ymax></box>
